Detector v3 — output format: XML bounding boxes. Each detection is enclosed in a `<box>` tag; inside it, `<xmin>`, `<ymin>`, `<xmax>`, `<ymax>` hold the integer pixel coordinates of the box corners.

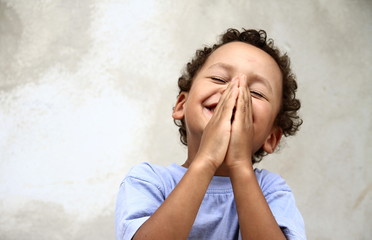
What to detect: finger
<box><xmin>214</xmin><ymin>77</ymin><xmax>238</xmax><ymax>112</ymax></box>
<box><xmin>233</xmin><ymin>86</ymin><xmax>245</xmax><ymax>127</ymax></box>
<box><xmin>218</xmin><ymin>79</ymin><xmax>239</xmax><ymax>121</ymax></box>
<box><xmin>232</xmin><ymin>75</ymin><xmax>248</xmax><ymax>126</ymax></box>
<box><xmin>244</xmin><ymin>80</ymin><xmax>253</xmax><ymax>126</ymax></box>
<box><xmin>239</xmin><ymin>78</ymin><xmax>253</xmax><ymax>129</ymax></box>
<box><xmin>213</xmin><ymin>78</ymin><xmax>239</xmax><ymax>119</ymax></box>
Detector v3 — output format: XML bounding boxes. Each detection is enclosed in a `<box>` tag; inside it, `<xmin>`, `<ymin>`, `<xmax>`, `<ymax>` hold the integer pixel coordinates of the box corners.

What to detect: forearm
<box><xmin>133</xmin><ymin>159</ymin><xmax>216</xmax><ymax>240</ymax></box>
<box><xmin>230</xmin><ymin>162</ymin><xmax>286</xmax><ymax>240</ymax></box>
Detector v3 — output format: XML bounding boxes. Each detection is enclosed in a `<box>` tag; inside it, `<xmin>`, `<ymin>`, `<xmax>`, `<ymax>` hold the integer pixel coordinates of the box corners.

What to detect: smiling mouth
<box><xmin>205</xmin><ymin>105</ymin><xmax>236</xmax><ymax>121</ymax></box>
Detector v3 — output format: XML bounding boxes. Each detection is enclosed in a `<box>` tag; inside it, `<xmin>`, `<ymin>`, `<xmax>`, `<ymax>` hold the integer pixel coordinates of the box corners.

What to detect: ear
<box><xmin>262</xmin><ymin>127</ymin><xmax>283</xmax><ymax>154</ymax></box>
<box><xmin>172</xmin><ymin>92</ymin><xmax>188</xmax><ymax>120</ymax></box>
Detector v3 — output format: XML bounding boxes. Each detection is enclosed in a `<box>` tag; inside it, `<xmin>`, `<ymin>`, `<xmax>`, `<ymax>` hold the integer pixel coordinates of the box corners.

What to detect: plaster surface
<box><xmin>0</xmin><ymin>0</ymin><xmax>371</xmax><ymax>239</ymax></box>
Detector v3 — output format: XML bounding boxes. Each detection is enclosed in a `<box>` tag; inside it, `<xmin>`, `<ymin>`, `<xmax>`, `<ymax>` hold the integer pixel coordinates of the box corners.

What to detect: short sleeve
<box><xmin>256</xmin><ymin>169</ymin><xmax>307</xmax><ymax>240</ymax></box>
<box><xmin>115</xmin><ymin>163</ymin><xmax>166</xmax><ymax>240</ymax></box>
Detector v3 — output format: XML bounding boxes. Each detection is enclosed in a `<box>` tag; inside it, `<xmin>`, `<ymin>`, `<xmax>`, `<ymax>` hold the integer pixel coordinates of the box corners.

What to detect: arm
<box><xmin>226</xmin><ymin>75</ymin><xmax>286</xmax><ymax>240</ymax></box>
<box><xmin>230</xmin><ymin>164</ymin><xmax>286</xmax><ymax>240</ymax></box>
<box><xmin>132</xmin><ymin>78</ymin><xmax>239</xmax><ymax>240</ymax></box>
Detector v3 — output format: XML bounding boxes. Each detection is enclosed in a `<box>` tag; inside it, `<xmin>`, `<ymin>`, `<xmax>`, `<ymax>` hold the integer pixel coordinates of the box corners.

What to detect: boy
<box><xmin>116</xmin><ymin>28</ymin><xmax>306</xmax><ymax>240</ymax></box>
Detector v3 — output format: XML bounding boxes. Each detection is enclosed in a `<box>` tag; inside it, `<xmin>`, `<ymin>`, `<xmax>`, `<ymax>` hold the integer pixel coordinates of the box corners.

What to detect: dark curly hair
<box><xmin>174</xmin><ymin>28</ymin><xmax>303</xmax><ymax>164</ymax></box>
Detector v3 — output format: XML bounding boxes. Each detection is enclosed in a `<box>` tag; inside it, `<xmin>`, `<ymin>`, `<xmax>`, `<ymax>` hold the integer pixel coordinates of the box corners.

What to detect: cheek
<box><xmin>252</xmin><ymin>100</ymin><xmax>274</xmax><ymax>127</ymax></box>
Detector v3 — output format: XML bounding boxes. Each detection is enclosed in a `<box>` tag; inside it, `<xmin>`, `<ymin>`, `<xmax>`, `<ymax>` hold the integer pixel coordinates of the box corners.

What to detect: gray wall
<box><xmin>0</xmin><ymin>0</ymin><xmax>371</xmax><ymax>239</ymax></box>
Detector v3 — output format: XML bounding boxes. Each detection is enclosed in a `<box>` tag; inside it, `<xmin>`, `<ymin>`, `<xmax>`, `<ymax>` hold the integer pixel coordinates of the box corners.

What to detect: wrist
<box><xmin>190</xmin><ymin>154</ymin><xmax>219</xmax><ymax>176</ymax></box>
<box><xmin>226</xmin><ymin>156</ymin><xmax>253</xmax><ymax>169</ymax></box>
<box><xmin>228</xmin><ymin>160</ymin><xmax>255</xmax><ymax>179</ymax></box>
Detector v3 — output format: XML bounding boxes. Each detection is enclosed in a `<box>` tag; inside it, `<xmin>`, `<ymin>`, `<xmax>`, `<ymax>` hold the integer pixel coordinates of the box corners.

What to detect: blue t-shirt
<box><xmin>115</xmin><ymin>162</ymin><xmax>306</xmax><ymax>240</ymax></box>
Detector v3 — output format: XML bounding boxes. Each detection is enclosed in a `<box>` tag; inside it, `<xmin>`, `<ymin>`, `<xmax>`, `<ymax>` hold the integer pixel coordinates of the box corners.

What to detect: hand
<box><xmin>195</xmin><ymin>78</ymin><xmax>239</xmax><ymax>171</ymax></box>
<box><xmin>225</xmin><ymin>75</ymin><xmax>254</xmax><ymax>169</ymax></box>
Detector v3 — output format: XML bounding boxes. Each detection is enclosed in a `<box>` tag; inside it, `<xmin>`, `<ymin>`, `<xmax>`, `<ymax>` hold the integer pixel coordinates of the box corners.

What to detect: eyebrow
<box><xmin>207</xmin><ymin>62</ymin><xmax>234</xmax><ymax>72</ymax></box>
<box><xmin>207</xmin><ymin>62</ymin><xmax>273</xmax><ymax>93</ymax></box>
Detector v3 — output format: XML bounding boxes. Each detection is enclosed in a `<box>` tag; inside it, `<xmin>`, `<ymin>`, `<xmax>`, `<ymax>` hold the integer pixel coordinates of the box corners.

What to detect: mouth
<box><xmin>204</xmin><ymin>103</ymin><xmax>236</xmax><ymax>122</ymax></box>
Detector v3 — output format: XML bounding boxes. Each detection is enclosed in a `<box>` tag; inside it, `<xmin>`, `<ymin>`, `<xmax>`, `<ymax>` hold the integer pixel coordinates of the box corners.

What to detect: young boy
<box><xmin>115</xmin><ymin>28</ymin><xmax>306</xmax><ymax>240</ymax></box>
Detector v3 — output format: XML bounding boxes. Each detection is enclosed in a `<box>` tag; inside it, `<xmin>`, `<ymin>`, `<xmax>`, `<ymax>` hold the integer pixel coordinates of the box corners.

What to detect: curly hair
<box><xmin>174</xmin><ymin>28</ymin><xmax>303</xmax><ymax>164</ymax></box>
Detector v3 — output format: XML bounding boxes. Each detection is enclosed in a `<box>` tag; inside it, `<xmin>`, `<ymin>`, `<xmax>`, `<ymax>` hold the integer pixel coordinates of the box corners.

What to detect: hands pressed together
<box><xmin>195</xmin><ymin>74</ymin><xmax>255</xmax><ymax>174</ymax></box>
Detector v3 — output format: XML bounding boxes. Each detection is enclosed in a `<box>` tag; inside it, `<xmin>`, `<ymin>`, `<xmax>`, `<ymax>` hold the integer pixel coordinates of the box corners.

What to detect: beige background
<box><xmin>0</xmin><ymin>0</ymin><xmax>371</xmax><ymax>239</ymax></box>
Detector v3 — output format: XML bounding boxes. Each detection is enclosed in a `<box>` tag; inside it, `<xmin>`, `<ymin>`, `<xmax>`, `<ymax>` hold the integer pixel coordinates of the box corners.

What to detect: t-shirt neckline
<box><xmin>169</xmin><ymin>163</ymin><xmax>233</xmax><ymax>193</ymax></box>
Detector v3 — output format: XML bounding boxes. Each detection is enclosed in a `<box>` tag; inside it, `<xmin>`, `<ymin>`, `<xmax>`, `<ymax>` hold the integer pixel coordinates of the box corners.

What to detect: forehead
<box><xmin>202</xmin><ymin>41</ymin><xmax>282</xmax><ymax>79</ymax></box>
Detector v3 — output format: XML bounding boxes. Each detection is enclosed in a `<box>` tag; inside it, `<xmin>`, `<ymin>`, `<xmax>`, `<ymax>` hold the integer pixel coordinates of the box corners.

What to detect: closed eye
<box><xmin>211</xmin><ymin>77</ymin><xmax>227</xmax><ymax>84</ymax></box>
<box><xmin>250</xmin><ymin>90</ymin><xmax>267</xmax><ymax>100</ymax></box>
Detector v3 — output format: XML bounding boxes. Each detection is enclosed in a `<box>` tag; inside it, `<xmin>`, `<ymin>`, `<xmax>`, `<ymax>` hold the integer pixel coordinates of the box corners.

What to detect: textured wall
<box><xmin>0</xmin><ymin>0</ymin><xmax>371</xmax><ymax>239</ymax></box>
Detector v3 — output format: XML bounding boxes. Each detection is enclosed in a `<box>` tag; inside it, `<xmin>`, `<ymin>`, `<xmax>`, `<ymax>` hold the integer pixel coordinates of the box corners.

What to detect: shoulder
<box><xmin>254</xmin><ymin>168</ymin><xmax>291</xmax><ymax>195</ymax></box>
<box><xmin>255</xmin><ymin>169</ymin><xmax>307</xmax><ymax>239</ymax></box>
<box><xmin>122</xmin><ymin>162</ymin><xmax>181</xmax><ymax>195</ymax></box>
<box><xmin>116</xmin><ymin>162</ymin><xmax>176</xmax><ymax>239</ymax></box>
<box><xmin>123</xmin><ymin>162</ymin><xmax>166</xmax><ymax>183</ymax></box>
<box><xmin>125</xmin><ymin>162</ymin><xmax>167</xmax><ymax>179</ymax></box>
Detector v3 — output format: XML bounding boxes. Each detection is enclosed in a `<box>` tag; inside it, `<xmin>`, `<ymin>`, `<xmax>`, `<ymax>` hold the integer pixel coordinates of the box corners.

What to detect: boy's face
<box><xmin>174</xmin><ymin>41</ymin><xmax>283</xmax><ymax>154</ymax></box>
